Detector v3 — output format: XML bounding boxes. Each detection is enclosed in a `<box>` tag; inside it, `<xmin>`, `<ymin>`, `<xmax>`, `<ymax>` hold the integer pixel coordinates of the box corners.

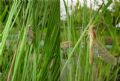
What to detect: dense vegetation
<box><xmin>0</xmin><ymin>1</ymin><xmax>60</xmax><ymax>81</ymax></box>
<box><xmin>60</xmin><ymin>0</ymin><xmax>120</xmax><ymax>81</ymax></box>
<box><xmin>0</xmin><ymin>0</ymin><xmax>120</xmax><ymax>81</ymax></box>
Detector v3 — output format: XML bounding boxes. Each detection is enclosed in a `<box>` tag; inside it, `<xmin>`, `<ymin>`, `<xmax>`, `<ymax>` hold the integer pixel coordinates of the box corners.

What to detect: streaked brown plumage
<box><xmin>60</xmin><ymin>41</ymin><xmax>72</xmax><ymax>49</ymax></box>
<box><xmin>60</xmin><ymin>41</ymin><xmax>72</xmax><ymax>59</ymax></box>
<box><xmin>27</xmin><ymin>26</ymin><xmax>34</xmax><ymax>45</ymax></box>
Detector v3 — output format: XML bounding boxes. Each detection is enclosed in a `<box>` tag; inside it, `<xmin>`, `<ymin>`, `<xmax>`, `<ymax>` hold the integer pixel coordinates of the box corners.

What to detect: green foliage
<box><xmin>0</xmin><ymin>0</ymin><xmax>119</xmax><ymax>81</ymax></box>
<box><xmin>60</xmin><ymin>0</ymin><xmax>120</xmax><ymax>81</ymax></box>
<box><xmin>0</xmin><ymin>1</ymin><xmax>60</xmax><ymax>81</ymax></box>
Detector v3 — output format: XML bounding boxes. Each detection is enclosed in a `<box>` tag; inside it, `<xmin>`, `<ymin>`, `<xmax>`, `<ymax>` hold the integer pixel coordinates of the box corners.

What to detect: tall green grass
<box><xmin>0</xmin><ymin>0</ymin><xmax>119</xmax><ymax>81</ymax></box>
<box><xmin>60</xmin><ymin>0</ymin><xmax>120</xmax><ymax>81</ymax></box>
<box><xmin>0</xmin><ymin>1</ymin><xmax>60</xmax><ymax>81</ymax></box>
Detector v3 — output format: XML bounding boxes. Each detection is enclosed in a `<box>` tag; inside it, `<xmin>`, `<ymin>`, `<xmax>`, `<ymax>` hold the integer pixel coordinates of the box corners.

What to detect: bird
<box><xmin>60</xmin><ymin>41</ymin><xmax>72</xmax><ymax>50</ymax></box>
<box><xmin>27</xmin><ymin>26</ymin><xmax>34</xmax><ymax>45</ymax></box>
<box><xmin>60</xmin><ymin>41</ymin><xmax>72</xmax><ymax>59</ymax></box>
<box><xmin>88</xmin><ymin>25</ymin><xmax>117</xmax><ymax>65</ymax></box>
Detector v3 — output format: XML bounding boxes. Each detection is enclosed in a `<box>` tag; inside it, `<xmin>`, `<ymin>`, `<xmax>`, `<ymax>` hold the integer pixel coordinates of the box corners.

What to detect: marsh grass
<box><xmin>0</xmin><ymin>1</ymin><xmax>60</xmax><ymax>81</ymax></box>
<box><xmin>60</xmin><ymin>0</ymin><xmax>120</xmax><ymax>81</ymax></box>
<box><xmin>0</xmin><ymin>0</ymin><xmax>119</xmax><ymax>81</ymax></box>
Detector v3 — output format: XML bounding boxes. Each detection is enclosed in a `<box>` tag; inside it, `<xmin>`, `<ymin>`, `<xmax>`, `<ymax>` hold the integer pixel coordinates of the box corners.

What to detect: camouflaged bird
<box><xmin>27</xmin><ymin>26</ymin><xmax>34</xmax><ymax>45</ymax></box>
<box><xmin>60</xmin><ymin>41</ymin><xmax>72</xmax><ymax>59</ymax></box>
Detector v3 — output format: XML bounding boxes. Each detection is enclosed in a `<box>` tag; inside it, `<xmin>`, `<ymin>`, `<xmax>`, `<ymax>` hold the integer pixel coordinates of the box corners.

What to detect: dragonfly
<box><xmin>88</xmin><ymin>25</ymin><xmax>117</xmax><ymax>65</ymax></box>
